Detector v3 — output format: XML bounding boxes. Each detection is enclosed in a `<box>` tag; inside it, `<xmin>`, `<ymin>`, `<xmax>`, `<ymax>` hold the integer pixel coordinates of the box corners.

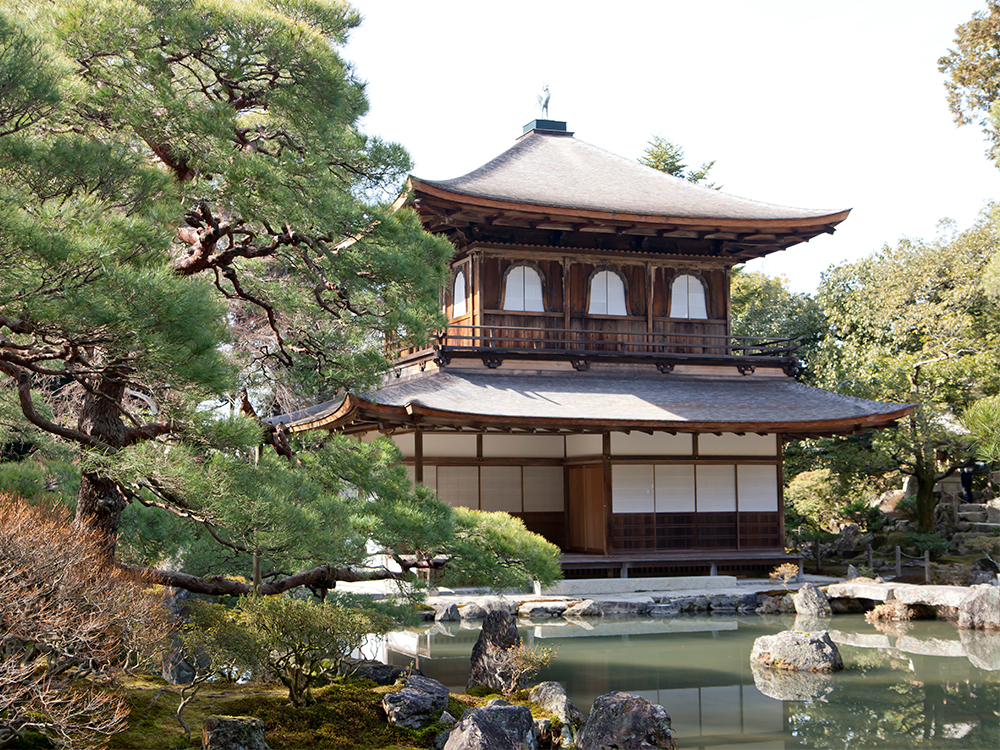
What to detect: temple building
<box><xmin>272</xmin><ymin>120</ymin><xmax>913</xmax><ymax>577</ymax></box>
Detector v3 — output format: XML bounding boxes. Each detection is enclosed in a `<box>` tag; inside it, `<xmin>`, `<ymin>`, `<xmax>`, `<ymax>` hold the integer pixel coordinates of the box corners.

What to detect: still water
<box><xmin>380</xmin><ymin>614</ymin><xmax>999</xmax><ymax>749</ymax></box>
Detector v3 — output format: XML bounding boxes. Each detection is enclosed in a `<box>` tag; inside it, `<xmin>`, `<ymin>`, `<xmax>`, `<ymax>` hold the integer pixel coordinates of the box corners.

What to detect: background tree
<box><xmin>640</xmin><ymin>135</ymin><xmax>719</xmax><ymax>188</ymax></box>
<box><xmin>0</xmin><ymin>1</ymin><xmax>561</xmax><ymax>598</ymax></box>
<box><xmin>939</xmin><ymin>0</ymin><xmax>1000</xmax><ymax>163</ymax></box>
<box><xmin>806</xmin><ymin>211</ymin><xmax>1000</xmax><ymax>532</ymax></box>
<box><xmin>729</xmin><ymin>268</ymin><xmax>827</xmax><ymax>381</ymax></box>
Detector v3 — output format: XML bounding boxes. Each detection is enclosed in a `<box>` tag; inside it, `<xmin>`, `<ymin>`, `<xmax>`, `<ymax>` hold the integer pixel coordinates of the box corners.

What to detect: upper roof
<box><xmin>268</xmin><ymin>368</ymin><xmax>913</xmax><ymax>439</ymax></box>
<box><xmin>418</xmin><ymin>130</ymin><xmax>843</xmax><ymax>224</ymax></box>
<box><xmin>409</xmin><ymin>125</ymin><xmax>850</xmax><ymax>257</ymax></box>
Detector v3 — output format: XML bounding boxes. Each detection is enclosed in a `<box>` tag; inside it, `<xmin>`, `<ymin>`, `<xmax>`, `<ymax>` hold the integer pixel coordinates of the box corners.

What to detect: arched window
<box><xmin>502</xmin><ymin>264</ymin><xmax>544</xmax><ymax>312</ymax></box>
<box><xmin>669</xmin><ymin>274</ymin><xmax>708</xmax><ymax>319</ymax></box>
<box><xmin>452</xmin><ymin>269</ymin><xmax>467</xmax><ymax>318</ymax></box>
<box><xmin>588</xmin><ymin>270</ymin><xmax>627</xmax><ymax>315</ymax></box>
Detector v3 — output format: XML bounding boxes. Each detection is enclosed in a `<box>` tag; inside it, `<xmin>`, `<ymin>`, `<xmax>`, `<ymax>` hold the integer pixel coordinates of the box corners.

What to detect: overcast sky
<box><xmin>344</xmin><ymin>0</ymin><xmax>1000</xmax><ymax>294</ymax></box>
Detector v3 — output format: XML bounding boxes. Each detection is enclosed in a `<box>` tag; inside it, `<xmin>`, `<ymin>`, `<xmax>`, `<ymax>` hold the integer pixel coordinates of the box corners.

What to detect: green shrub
<box><xmin>906</xmin><ymin>532</ymin><xmax>951</xmax><ymax>559</ymax></box>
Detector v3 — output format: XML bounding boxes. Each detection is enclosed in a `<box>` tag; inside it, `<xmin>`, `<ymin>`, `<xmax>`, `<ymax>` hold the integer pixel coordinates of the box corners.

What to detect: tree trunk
<box><xmin>74</xmin><ymin>372</ymin><xmax>128</xmax><ymax>556</ymax></box>
<box><xmin>912</xmin><ymin>468</ymin><xmax>937</xmax><ymax>534</ymax></box>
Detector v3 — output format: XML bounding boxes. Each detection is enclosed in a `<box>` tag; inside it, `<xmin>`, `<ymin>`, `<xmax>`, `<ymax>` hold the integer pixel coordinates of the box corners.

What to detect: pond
<box><xmin>375</xmin><ymin>614</ymin><xmax>1000</xmax><ymax>749</ymax></box>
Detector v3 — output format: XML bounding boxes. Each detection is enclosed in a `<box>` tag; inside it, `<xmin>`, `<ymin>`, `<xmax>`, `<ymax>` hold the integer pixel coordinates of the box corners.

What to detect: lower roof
<box><xmin>269</xmin><ymin>368</ymin><xmax>914</xmax><ymax>439</ymax></box>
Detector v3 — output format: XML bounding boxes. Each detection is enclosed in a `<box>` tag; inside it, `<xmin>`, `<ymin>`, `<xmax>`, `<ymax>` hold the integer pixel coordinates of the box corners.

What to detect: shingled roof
<box><xmin>413</xmin><ymin>129</ymin><xmax>848</xmax><ymax>225</ymax></box>
<box><xmin>269</xmin><ymin>369</ymin><xmax>913</xmax><ymax>438</ymax></box>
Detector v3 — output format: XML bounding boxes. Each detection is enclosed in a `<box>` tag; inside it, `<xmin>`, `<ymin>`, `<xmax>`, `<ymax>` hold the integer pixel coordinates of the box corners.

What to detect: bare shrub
<box><xmin>493</xmin><ymin>643</ymin><xmax>558</xmax><ymax>696</ymax></box>
<box><xmin>0</xmin><ymin>494</ymin><xmax>171</xmax><ymax>749</ymax></box>
<box><xmin>865</xmin><ymin>600</ymin><xmax>913</xmax><ymax>625</ymax></box>
<box><xmin>770</xmin><ymin>563</ymin><xmax>800</xmax><ymax>590</ymax></box>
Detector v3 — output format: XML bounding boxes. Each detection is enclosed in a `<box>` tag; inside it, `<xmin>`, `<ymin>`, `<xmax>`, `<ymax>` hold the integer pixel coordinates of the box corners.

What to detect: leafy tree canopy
<box><xmin>798</xmin><ymin>210</ymin><xmax>1000</xmax><ymax>531</ymax></box>
<box><xmin>939</xmin><ymin>0</ymin><xmax>1000</xmax><ymax>164</ymax></box>
<box><xmin>0</xmin><ymin>0</ymin><xmax>562</xmax><ymax>597</ymax></box>
<box><xmin>639</xmin><ymin>135</ymin><xmax>719</xmax><ymax>188</ymax></box>
<box><xmin>729</xmin><ymin>268</ymin><xmax>827</xmax><ymax>381</ymax></box>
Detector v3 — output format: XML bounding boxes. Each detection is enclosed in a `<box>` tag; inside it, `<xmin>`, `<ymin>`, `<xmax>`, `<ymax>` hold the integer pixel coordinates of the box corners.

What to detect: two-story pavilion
<box><xmin>271</xmin><ymin>120</ymin><xmax>913</xmax><ymax>578</ymax></box>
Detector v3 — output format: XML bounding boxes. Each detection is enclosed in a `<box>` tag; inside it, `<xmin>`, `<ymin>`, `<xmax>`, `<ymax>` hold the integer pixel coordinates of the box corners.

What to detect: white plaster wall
<box><xmin>391</xmin><ymin>433</ymin><xmax>415</xmax><ymax>457</ymax></box>
<box><xmin>698</xmin><ymin>433</ymin><xmax>777</xmax><ymax>456</ymax></box>
<box><xmin>611</xmin><ymin>432</ymin><xmax>692</xmax><ymax>456</ymax></box>
<box><xmin>566</xmin><ymin>434</ymin><xmax>603</xmax><ymax>457</ymax></box>
<box><xmin>482</xmin><ymin>434</ymin><xmax>564</xmax><ymax>458</ymax></box>
<box><xmin>435</xmin><ymin>466</ymin><xmax>479</xmax><ymax>507</ymax></box>
<box><xmin>423</xmin><ymin>433</ymin><xmax>478</xmax><ymax>458</ymax></box>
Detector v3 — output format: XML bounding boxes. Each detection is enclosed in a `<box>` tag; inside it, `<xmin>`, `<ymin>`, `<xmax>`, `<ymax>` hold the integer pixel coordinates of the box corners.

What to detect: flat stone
<box><xmin>707</xmin><ymin>594</ymin><xmax>739</xmax><ymax>611</ymax></box>
<box><xmin>959</xmin><ymin>512</ymin><xmax>988</xmax><ymax>523</ymax></box>
<box><xmin>595</xmin><ymin>599</ymin><xmax>653</xmax><ymax>616</ymax></box>
<box><xmin>649</xmin><ymin>603</ymin><xmax>680</xmax><ymax>617</ymax></box>
<box><xmin>892</xmin><ymin>584</ymin><xmax>972</xmax><ymax>609</ymax></box>
<box><xmin>825</xmin><ymin>582</ymin><xmax>894</xmax><ymax>602</ymax></box>
<box><xmin>518</xmin><ymin>600</ymin><xmax>568</xmax><ymax>618</ymax></box>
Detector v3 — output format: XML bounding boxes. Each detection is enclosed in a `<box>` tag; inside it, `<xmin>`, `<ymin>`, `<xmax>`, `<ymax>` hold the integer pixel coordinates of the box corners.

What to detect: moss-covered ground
<box><xmin>84</xmin><ymin>675</ymin><xmax>496</xmax><ymax>750</ymax></box>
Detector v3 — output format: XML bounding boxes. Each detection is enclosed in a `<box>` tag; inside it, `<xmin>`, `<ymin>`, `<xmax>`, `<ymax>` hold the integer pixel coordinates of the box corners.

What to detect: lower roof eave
<box><xmin>282</xmin><ymin>397</ymin><xmax>915</xmax><ymax>439</ymax></box>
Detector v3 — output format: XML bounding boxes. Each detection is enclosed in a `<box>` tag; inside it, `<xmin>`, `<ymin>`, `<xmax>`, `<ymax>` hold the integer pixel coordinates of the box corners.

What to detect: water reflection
<box><xmin>378</xmin><ymin>614</ymin><xmax>999</xmax><ymax>749</ymax></box>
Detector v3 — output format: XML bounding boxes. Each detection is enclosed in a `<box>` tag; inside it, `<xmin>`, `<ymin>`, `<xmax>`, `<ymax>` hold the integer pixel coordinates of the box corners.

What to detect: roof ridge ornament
<box><xmin>537</xmin><ymin>84</ymin><xmax>550</xmax><ymax>119</ymax></box>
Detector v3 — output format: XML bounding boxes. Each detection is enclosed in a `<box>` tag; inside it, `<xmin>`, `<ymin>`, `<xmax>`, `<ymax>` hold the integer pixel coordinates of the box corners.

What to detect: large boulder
<box><xmin>383</xmin><ymin>675</ymin><xmax>450</xmax><ymax>729</ymax></box>
<box><xmin>529</xmin><ymin>681</ymin><xmax>584</xmax><ymax>747</ymax></box>
<box><xmin>750</xmin><ymin>662</ymin><xmax>834</xmax><ymax>702</ymax></box>
<box><xmin>470</xmin><ymin>705</ymin><xmax>538</xmax><ymax>750</ymax></box>
<box><xmin>468</xmin><ymin>610</ymin><xmax>521</xmax><ymax>692</ymax></box>
<box><xmin>750</xmin><ymin>630</ymin><xmax>844</xmax><ymax>672</ymax></box>
<box><xmin>347</xmin><ymin>659</ymin><xmax>423</xmax><ymax>686</ymax></box>
<box><xmin>576</xmin><ymin>691</ymin><xmax>677</xmax><ymax>750</ymax></box>
<box><xmin>563</xmin><ymin>599</ymin><xmax>603</xmax><ymax>617</ymax></box>
<box><xmin>202</xmin><ymin>716</ymin><xmax>269</xmax><ymax>750</ymax></box>
<box><xmin>792</xmin><ymin>583</ymin><xmax>832</xmax><ymax>617</ymax></box>
<box><xmin>958</xmin><ymin>584</ymin><xmax>1000</xmax><ymax>630</ymax></box>
<box><xmin>443</xmin><ymin>709</ymin><xmax>518</xmax><ymax>750</ymax></box>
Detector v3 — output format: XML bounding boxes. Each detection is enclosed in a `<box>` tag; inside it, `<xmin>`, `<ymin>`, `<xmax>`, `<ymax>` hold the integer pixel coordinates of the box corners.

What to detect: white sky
<box><xmin>344</xmin><ymin>0</ymin><xmax>1000</xmax><ymax>294</ymax></box>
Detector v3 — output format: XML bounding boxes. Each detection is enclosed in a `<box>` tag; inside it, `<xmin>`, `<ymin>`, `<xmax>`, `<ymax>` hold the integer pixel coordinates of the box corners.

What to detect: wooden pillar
<box><xmin>777</xmin><ymin>435</ymin><xmax>786</xmax><ymax>548</ymax></box>
<box><xmin>603</xmin><ymin>431</ymin><xmax>613</xmax><ymax>555</ymax></box>
<box><xmin>562</xmin><ymin>257</ymin><xmax>571</xmax><ymax>331</ymax></box>
<box><xmin>414</xmin><ymin>430</ymin><xmax>424</xmax><ymax>484</ymax></box>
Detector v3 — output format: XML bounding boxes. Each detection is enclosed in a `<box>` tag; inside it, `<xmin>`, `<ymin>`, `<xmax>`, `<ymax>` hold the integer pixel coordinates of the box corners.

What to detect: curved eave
<box><xmin>409</xmin><ymin>177</ymin><xmax>851</xmax><ymax>236</ymax></box>
<box><xmin>280</xmin><ymin>395</ymin><xmax>915</xmax><ymax>439</ymax></box>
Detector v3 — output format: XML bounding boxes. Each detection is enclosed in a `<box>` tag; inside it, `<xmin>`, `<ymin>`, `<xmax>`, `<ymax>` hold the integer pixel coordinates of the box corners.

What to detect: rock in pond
<box><xmin>383</xmin><ymin>675</ymin><xmax>450</xmax><ymax>729</ymax></box>
<box><xmin>576</xmin><ymin>691</ymin><xmax>677</xmax><ymax>750</ymax></box>
<box><xmin>202</xmin><ymin>715</ymin><xmax>269</xmax><ymax>750</ymax></box>
<box><xmin>563</xmin><ymin>599</ymin><xmax>603</xmax><ymax>617</ymax></box>
<box><xmin>468</xmin><ymin>610</ymin><xmax>521</xmax><ymax>692</ymax></box>
<box><xmin>792</xmin><ymin>583</ymin><xmax>832</xmax><ymax>617</ymax></box>
<box><xmin>346</xmin><ymin>658</ymin><xmax>422</xmax><ymax>685</ymax></box>
<box><xmin>958</xmin><ymin>584</ymin><xmax>1000</xmax><ymax>630</ymax></box>
<box><xmin>750</xmin><ymin>630</ymin><xmax>844</xmax><ymax>672</ymax></box>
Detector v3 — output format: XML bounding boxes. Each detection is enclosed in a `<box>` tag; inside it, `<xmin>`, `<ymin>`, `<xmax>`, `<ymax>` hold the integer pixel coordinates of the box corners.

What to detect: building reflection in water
<box><xmin>370</xmin><ymin>614</ymin><xmax>999</xmax><ymax>749</ymax></box>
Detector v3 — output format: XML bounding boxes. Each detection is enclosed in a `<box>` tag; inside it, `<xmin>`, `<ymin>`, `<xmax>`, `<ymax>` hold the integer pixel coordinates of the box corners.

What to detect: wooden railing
<box><xmin>435</xmin><ymin>324</ymin><xmax>800</xmax><ymax>359</ymax></box>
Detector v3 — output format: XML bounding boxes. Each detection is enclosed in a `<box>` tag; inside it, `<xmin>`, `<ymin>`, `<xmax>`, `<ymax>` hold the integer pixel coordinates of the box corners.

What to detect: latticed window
<box><xmin>502</xmin><ymin>264</ymin><xmax>545</xmax><ymax>312</ymax></box>
<box><xmin>588</xmin><ymin>270</ymin><xmax>627</xmax><ymax>315</ymax></box>
<box><xmin>669</xmin><ymin>274</ymin><xmax>708</xmax><ymax>319</ymax></box>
